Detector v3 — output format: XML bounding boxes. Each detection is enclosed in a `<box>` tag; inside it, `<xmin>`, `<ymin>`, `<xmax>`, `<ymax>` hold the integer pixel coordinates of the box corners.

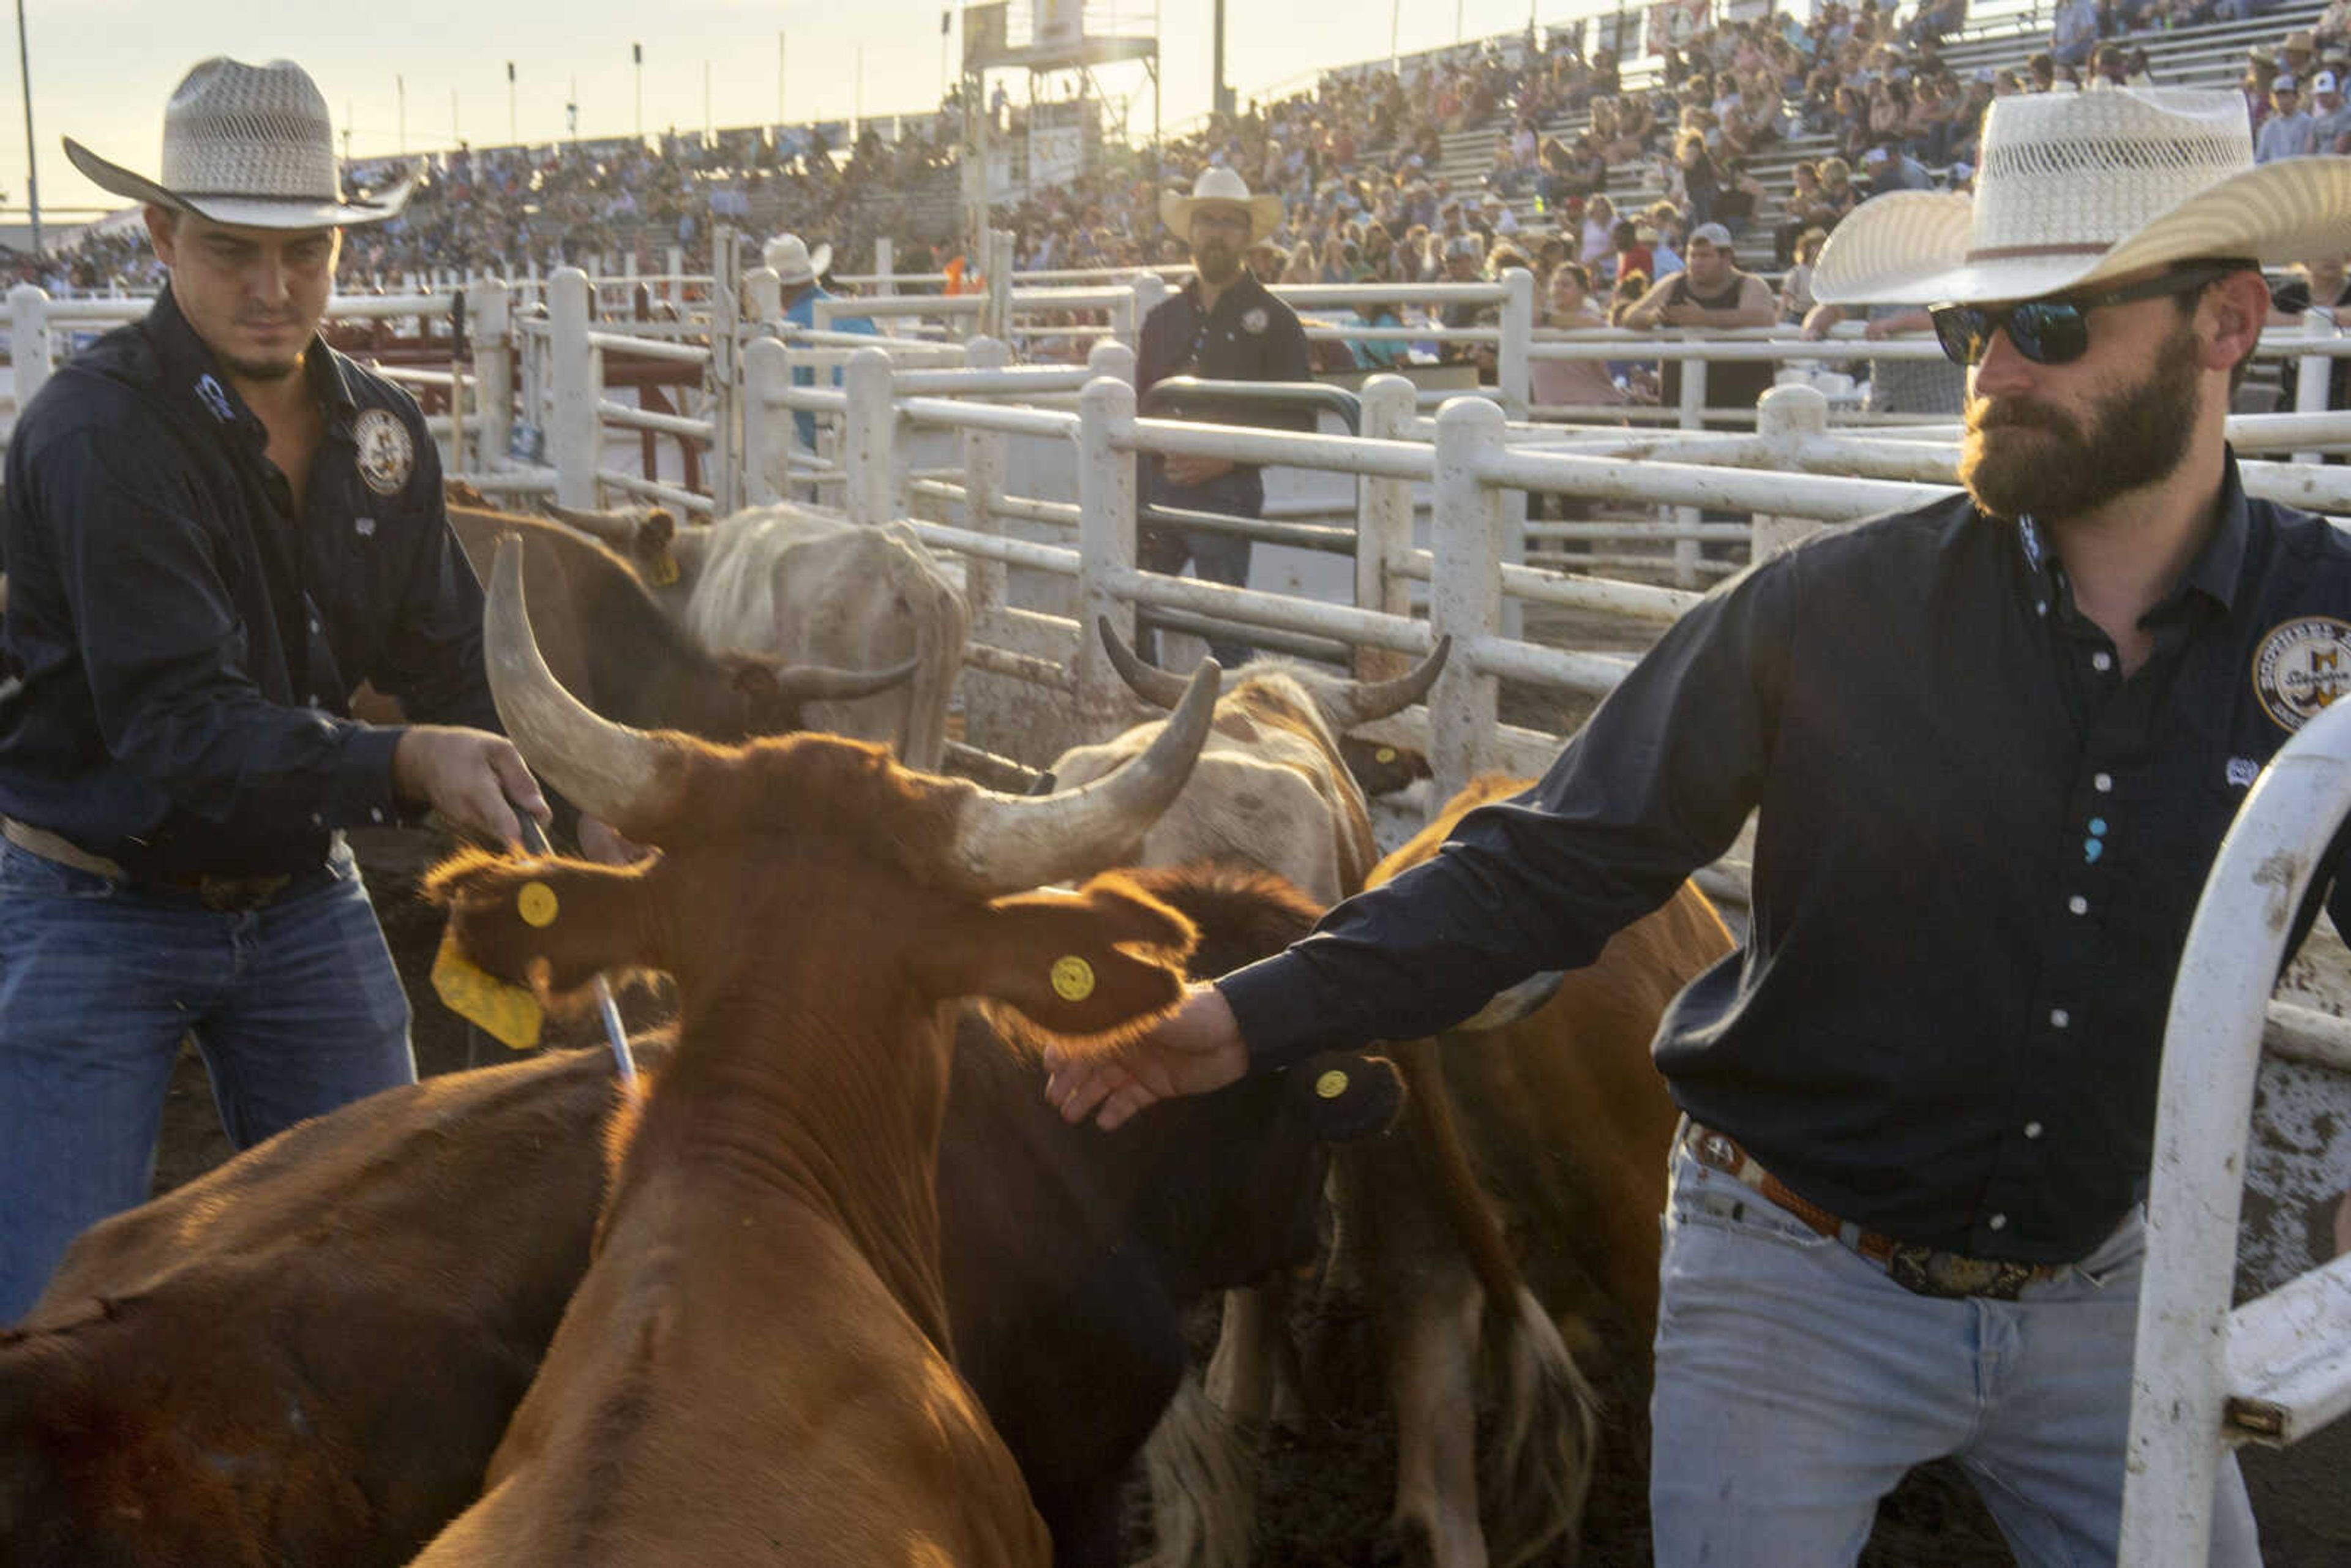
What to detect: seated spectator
<box><xmin>2050</xmin><ymin>0</ymin><xmax>2098</xmax><ymax>66</ymax></box>
<box><xmin>2256</xmin><ymin>77</ymin><xmax>2317</xmax><ymax>162</ymax></box>
<box><xmin>1608</xmin><ymin>218</ymin><xmax>1654</xmax><ymax>286</ymax></box>
<box><xmin>1671</xmin><ymin>130</ymin><xmax>1728</xmax><ymax>226</ymax></box>
<box><xmin>1346</xmin><ymin>276</ymin><xmax>1408</xmax><ymax>370</ymax></box>
<box><xmin>2124</xmin><ymin>47</ymin><xmax>2154</xmax><ymax>88</ymax></box>
<box><xmin>2324</xmin><ymin>0</ymin><xmax>2351</xmax><ymax>51</ymax></box>
<box><xmin>1621</xmin><ymin>223</ymin><xmax>1779</xmax><ymax>424</ymax></box>
<box><xmin>1781</xmin><ymin>226</ymin><xmax>1829</xmax><ymax>323</ymax></box>
<box><xmin>1280</xmin><ymin>241</ymin><xmax>1318</xmax><ymax>283</ymax></box>
<box><xmin>1800</xmin><ymin>300</ymin><xmax>1963</xmax><ymax>415</ymax></box>
<box><xmin>1608</xmin><ymin>267</ymin><xmax>1651</xmax><ymax>328</ymax></box>
<box><xmin>1776</xmin><ymin>160</ymin><xmax>1830</xmax><ymax>265</ymax></box>
<box><xmin>1862</xmin><ymin>141</ymin><xmax>1933</xmax><ymax>192</ymax></box>
<box><xmin>1714</xmin><ymin>156</ymin><xmax>1768</xmax><ymax>233</ymax></box>
<box><xmin>2026</xmin><ymin>51</ymin><xmax>2057</xmax><ymax>93</ymax></box>
<box><xmin>1579</xmin><ymin>192</ymin><xmax>1618</xmax><ymax>266</ymax></box>
<box><xmin>2312</xmin><ymin>70</ymin><xmax>2351</xmax><ymax>153</ymax></box>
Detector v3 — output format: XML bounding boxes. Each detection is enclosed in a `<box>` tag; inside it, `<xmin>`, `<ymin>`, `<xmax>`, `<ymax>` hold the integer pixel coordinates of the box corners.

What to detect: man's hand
<box><xmin>1043</xmin><ymin>981</ymin><xmax>1250</xmax><ymax>1130</ymax></box>
<box><xmin>391</xmin><ymin>726</ymin><xmax>550</xmax><ymax>850</ymax></box>
<box><xmin>1659</xmin><ymin>302</ymin><xmax>1707</xmax><ymax>328</ymax></box>
<box><xmin>1163</xmin><ymin>454</ymin><xmax>1235</xmax><ymax>489</ymax></box>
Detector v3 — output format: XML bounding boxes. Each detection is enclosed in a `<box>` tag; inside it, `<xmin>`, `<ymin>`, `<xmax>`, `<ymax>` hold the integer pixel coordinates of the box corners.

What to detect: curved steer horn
<box><xmin>1097</xmin><ymin>614</ymin><xmax>1451</xmax><ymax>730</ymax></box>
<box><xmin>484</xmin><ymin>535</ymin><xmax>680</xmax><ymax>833</ymax></box>
<box><xmin>947</xmin><ymin>659</ymin><xmax>1223</xmax><ymax>896</ymax></box>
<box><xmin>767</xmin><ymin>654</ymin><xmax>923</xmax><ymax>705</ymax></box>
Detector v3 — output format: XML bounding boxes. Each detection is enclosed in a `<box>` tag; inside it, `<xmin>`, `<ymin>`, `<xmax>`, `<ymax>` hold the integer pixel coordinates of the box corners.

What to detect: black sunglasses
<box><xmin>1928</xmin><ymin>261</ymin><xmax>2249</xmax><ymax>367</ymax></box>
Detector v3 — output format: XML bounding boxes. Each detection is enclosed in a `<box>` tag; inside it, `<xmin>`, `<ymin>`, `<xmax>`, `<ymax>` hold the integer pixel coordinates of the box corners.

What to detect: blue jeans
<box><xmin>1650</xmin><ymin>1142</ymin><xmax>2262</xmax><ymax>1567</ymax></box>
<box><xmin>0</xmin><ymin>836</ymin><xmax>414</xmax><ymax>1322</ymax></box>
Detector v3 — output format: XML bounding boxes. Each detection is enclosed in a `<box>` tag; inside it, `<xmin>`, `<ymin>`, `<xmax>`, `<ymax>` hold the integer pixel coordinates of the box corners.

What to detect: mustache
<box><xmin>1967</xmin><ymin>397</ymin><xmax>2079</xmax><ymax>438</ymax></box>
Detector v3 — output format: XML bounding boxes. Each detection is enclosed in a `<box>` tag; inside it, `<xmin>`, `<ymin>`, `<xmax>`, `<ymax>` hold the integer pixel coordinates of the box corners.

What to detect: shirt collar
<box><xmin>2008</xmin><ymin>448</ymin><xmax>2251</xmax><ymax>616</ymax></box>
<box><xmin>144</xmin><ymin>283</ymin><xmax>347</xmax><ymax>439</ymax></box>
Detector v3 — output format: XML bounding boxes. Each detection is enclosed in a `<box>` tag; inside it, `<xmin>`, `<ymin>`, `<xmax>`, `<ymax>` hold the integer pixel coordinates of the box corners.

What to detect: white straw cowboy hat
<box><xmin>763</xmin><ymin>233</ymin><xmax>833</xmax><ymax>285</ymax></box>
<box><xmin>64</xmin><ymin>57</ymin><xmax>414</xmax><ymax>228</ymax></box>
<box><xmin>1813</xmin><ymin>87</ymin><xmax>2351</xmax><ymax>307</ymax></box>
<box><xmin>1159</xmin><ymin>167</ymin><xmax>1284</xmax><ymax>244</ymax></box>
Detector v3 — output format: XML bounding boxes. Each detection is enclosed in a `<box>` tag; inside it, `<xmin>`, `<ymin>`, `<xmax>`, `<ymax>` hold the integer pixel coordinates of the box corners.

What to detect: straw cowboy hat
<box><xmin>64</xmin><ymin>57</ymin><xmax>414</xmax><ymax>228</ymax></box>
<box><xmin>1158</xmin><ymin>167</ymin><xmax>1284</xmax><ymax>244</ymax></box>
<box><xmin>764</xmin><ymin>233</ymin><xmax>833</xmax><ymax>286</ymax></box>
<box><xmin>1813</xmin><ymin>87</ymin><xmax>2351</xmax><ymax>307</ymax></box>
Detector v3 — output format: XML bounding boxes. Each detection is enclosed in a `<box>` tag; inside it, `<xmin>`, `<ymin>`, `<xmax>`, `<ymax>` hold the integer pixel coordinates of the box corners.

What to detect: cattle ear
<box><xmin>921</xmin><ymin>872</ymin><xmax>1198</xmax><ymax>1048</ymax></box>
<box><xmin>422</xmin><ymin>849</ymin><xmax>664</xmax><ymax>1004</ymax></box>
<box><xmin>640</xmin><ymin>509</ymin><xmax>677</xmax><ymax>552</ymax></box>
<box><xmin>1284</xmin><ymin>1050</ymin><xmax>1404</xmax><ymax>1141</ymax></box>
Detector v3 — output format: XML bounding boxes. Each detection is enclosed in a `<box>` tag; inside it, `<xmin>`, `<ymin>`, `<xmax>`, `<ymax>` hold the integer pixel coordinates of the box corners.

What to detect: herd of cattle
<box><xmin>0</xmin><ymin>494</ymin><xmax>1734</xmax><ymax>1566</ymax></box>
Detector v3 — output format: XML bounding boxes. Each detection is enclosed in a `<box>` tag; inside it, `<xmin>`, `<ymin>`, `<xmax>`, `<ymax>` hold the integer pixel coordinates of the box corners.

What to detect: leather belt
<box><xmin>4</xmin><ymin>817</ymin><xmax>308</xmax><ymax>913</ymax></box>
<box><xmin>1682</xmin><ymin>1120</ymin><xmax>2063</xmax><ymax>1302</ymax></box>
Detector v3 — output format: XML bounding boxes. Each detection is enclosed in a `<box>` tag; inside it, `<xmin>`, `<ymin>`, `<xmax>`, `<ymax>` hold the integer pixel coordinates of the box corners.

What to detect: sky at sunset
<box><xmin>10</xmin><ymin>0</ymin><xmax>1614</xmax><ymax>222</ymax></box>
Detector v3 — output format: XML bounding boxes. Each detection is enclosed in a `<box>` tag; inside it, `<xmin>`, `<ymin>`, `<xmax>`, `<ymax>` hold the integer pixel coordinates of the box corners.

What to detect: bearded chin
<box><xmin>1958</xmin><ymin>321</ymin><xmax>2204</xmax><ymax>525</ymax></box>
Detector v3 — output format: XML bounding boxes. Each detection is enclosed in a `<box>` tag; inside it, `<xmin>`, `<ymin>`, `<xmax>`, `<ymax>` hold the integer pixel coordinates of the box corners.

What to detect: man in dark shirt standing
<box><xmin>1135</xmin><ymin>167</ymin><xmax>1311</xmax><ymax>664</ymax></box>
<box><xmin>1052</xmin><ymin>89</ymin><xmax>2351</xmax><ymax>1563</ymax></box>
<box><xmin>0</xmin><ymin>59</ymin><xmax>549</xmax><ymax>1321</ymax></box>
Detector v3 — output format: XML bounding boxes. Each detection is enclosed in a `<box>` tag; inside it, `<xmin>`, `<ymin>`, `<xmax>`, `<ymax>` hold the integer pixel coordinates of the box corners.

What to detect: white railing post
<box><xmin>841</xmin><ymin>345</ymin><xmax>898</xmax><ymax>525</ymax></box>
<box><xmin>1498</xmin><ymin>266</ymin><xmax>1534</xmax><ymax>423</ymax></box>
<box><xmin>1108</xmin><ymin>283</ymin><xmax>1139</xmax><ymax>348</ymax></box>
<box><xmin>1674</xmin><ymin>349</ymin><xmax>1709</xmax><ymax>588</ymax></box>
<box><xmin>710</xmin><ymin>229</ymin><xmax>743</xmax><ymax>517</ymax></box>
<box><xmin>985</xmin><ymin>228</ymin><xmax>1015</xmax><ymax>345</ymax></box>
<box><xmin>2292</xmin><ymin>308</ymin><xmax>2339</xmax><ymax>467</ymax></box>
<box><xmin>467</xmin><ymin>279</ymin><xmax>513</xmax><ymax>475</ymax></box>
<box><xmin>958</xmin><ymin>336</ymin><xmax>1011</xmax><ymax>623</ymax></box>
<box><xmin>1356</xmin><ymin>373</ymin><xmax>1419</xmax><ymax>682</ymax></box>
<box><xmin>1752</xmin><ymin>383</ymin><xmax>1832</xmax><ymax>558</ymax></box>
<box><xmin>744</xmin><ymin>264</ymin><xmax>782</xmax><ymax>325</ymax></box>
<box><xmin>667</xmin><ymin>245</ymin><xmax>684</xmax><ymax>308</ymax></box>
<box><xmin>1087</xmin><ymin>338</ymin><xmax>1136</xmax><ymax>386</ymax></box>
<box><xmin>2121</xmin><ymin>694</ymin><xmax>2351</xmax><ymax>1564</ymax></box>
<box><xmin>9</xmin><ymin>284</ymin><xmax>51</xmax><ymax>414</ymax></box>
<box><xmin>1428</xmin><ymin>396</ymin><xmax>1507</xmax><ymax>809</ymax></box>
<box><xmin>1132</xmin><ymin>271</ymin><xmax>1168</xmax><ymax>344</ymax></box>
<box><xmin>1074</xmin><ymin>374</ymin><xmax>1139</xmax><ymax>727</ymax></box>
<box><xmin>741</xmin><ymin>337</ymin><xmax>790</xmax><ymax>506</ymax></box>
<box><xmin>875</xmin><ymin>236</ymin><xmax>896</xmax><ymax>298</ymax></box>
<box><xmin>547</xmin><ymin>268</ymin><xmax>599</xmax><ymax>508</ymax></box>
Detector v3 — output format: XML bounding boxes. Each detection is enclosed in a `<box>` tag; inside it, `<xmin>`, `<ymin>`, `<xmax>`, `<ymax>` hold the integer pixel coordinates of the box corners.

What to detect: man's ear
<box><xmin>143</xmin><ymin>204</ymin><xmax>179</xmax><ymax>266</ymax></box>
<box><xmin>911</xmin><ymin>872</ymin><xmax>1198</xmax><ymax>1049</ymax></box>
<box><xmin>422</xmin><ymin>847</ymin><xmax>664</xmax><ymax>1003</ymax></box>
<box><xmin>2206</xmin><ymin>268</ymin><xmax>2274</xmax><ymax>378</ymax></box>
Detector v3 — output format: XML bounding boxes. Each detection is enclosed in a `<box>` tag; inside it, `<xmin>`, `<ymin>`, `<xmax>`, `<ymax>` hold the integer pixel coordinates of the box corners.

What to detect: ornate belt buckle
<box><xmin>198</xmin><ymin>874</ymin><xmax>291</xmax><ymax>912</ymax></box>
<box><xmin>1888</xmin><ymin>1244</ymin><xmax>2034</xmax><ymax>1300</ymax></box>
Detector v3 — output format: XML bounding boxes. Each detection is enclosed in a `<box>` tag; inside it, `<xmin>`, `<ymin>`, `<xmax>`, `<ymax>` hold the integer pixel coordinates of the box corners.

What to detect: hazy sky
<box><xmin>13</xmin><ymin>0</ymin><xmax>1602</xmax><ymax>220</ymax></box>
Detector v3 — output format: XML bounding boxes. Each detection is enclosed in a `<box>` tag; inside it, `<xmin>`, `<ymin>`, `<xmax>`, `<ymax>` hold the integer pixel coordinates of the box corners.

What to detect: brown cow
<box><xmin>405</xmin><ymin>540</ymin><xmax>1218</xmax><ymax>1566</ymax></box>
<box><xmin>1348</xmin><ymin>774</ymin><xmax>1736</xmax><ymax>1567</ymax></box>
<box><xmin>443</xmin><ymin>506</ymin><xmax>917</xmax><ymax>742</ymax></box>
<box><xmin>0</xmin><ymin>1043</ymin><xmax>659</xmax><ymax>1568</ymax></box>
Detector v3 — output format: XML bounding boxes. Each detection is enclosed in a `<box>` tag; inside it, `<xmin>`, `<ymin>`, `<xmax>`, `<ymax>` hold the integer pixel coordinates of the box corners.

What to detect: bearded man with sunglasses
<box><xmin>1048</xmin><ymin>88</ymin><xmax>2351</xmax><ymax>1566</ymax></box>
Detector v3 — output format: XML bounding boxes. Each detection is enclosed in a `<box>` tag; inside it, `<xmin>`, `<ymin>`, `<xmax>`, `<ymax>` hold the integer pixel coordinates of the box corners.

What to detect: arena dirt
<box><xmin>142</xmin><ymin>829</ymin><xmax>2347</xmax><ymax>1566</ymax></box>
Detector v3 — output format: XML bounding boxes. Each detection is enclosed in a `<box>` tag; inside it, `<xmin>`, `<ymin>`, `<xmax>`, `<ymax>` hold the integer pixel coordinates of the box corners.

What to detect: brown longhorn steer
<box><xmin>405</xmin><ymin>539</ymin><xmax>1217</xmax><ymax>1567</ymax></box>
<box><xmin>1351</xmin><ymin>774</ymin><xmax>1736</xmax><ymax>1567</ymax></box>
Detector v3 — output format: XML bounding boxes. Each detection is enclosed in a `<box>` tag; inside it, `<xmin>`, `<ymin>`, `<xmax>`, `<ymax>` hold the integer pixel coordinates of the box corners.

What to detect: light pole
<box><xmin>507</xmin><ymin>61</ymin><xmax>517</xmax><ymax>144</ymax></box>
<box><xmin>396</xmin><ymin>73</ymin><xmax>406</xmax><ymax>154</ymax></box>
<box><xmin>633</xmin><ymin>42</ymin><xmax>643</xmax><ymax>139</ymax></box>
<box><xmin>777</xmin><ymin>32</ymin><xmax>786</xmax><ymax>126</ymax></box>
<box><xmin>15</xmin><ymin>0</ymin><xmax>39</xmax><ymax>255</ymax></box>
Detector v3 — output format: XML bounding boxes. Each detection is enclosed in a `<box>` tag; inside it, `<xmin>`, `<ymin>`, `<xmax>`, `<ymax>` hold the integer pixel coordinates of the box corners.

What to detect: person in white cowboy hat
<box><xmin>1049</xmin><ymin>86</ymin><xmax>2351</xmax><ymax>1565</ymax></box>
<box><xmin>0</xmin><ymin>58</ymin><xmax>558</xmax><ymax>1321</ymax></box>
<box><xmin>1133</xmin><ymin>167</ymin><xmax>1309</xmax><ymax>664</ymax></box>
<box><xmin>764</xmin><ymin>231</ymin><xmax>876</xmax><ymax>452</ymax></box>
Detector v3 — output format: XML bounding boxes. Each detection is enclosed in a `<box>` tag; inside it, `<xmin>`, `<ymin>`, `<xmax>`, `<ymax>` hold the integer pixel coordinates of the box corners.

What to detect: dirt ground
<box><xmin>135</xmin><ymin>818</ymin><xmax>2348</xmax><ymax>1566</ymax></box>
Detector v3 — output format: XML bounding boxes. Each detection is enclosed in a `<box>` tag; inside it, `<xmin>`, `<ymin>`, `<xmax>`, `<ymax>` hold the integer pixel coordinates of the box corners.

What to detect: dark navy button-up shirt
<box><xmin>1135</xmin><ymin>271</ymin><xmax>1313</xmax><ymax>518</ymax></box>
<box><xmin>1220</xmin><ymin>461</ymin><xmax>2351</xmax><ymax>1263</ymax></box>
<box><xmin>0</xmin><ymin>287</ymin><xmax>497</xmax><ymax>879</ymax></box>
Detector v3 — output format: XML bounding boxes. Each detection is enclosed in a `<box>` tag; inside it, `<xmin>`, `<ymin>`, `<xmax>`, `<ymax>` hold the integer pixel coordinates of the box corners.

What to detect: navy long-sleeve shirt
<box><xmin>1220</xmin><ymin>463</ymin><xmax>2351</xmax><ymax>1263</ymax></box>
<box><xmin>0</xmin><ymin>287</ymin><xmax>497</xmax><ymax>879</ymax></box>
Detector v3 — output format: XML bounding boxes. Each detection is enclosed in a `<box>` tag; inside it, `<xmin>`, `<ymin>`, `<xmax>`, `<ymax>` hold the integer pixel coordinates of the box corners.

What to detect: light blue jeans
<box><xmin>0</xmin><ymin>836</ymin><xmax>414</xmax><ymax>1322</ymax></box>
<box><xmin>1651</xmin><ymin>1142</ymin><xmax>2262</xmax><ymax>1567</ymax></box>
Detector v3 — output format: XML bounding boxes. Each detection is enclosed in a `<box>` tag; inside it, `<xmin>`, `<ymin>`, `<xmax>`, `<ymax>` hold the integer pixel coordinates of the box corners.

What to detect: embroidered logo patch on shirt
<box><xmin>2252</xmin><ymin>617</ymin><xmax>2351</xmax><ymax>733</ymax></box>
<box><xmin>192</xmin><ymin>373</ymin><xmax>235</xmax><ymax>424</ymax></box>
<box><xmin>353</xmin><ymin>408</ymin><xmax>415</xmax><ymax>497</ymax></box>
<box><xmin>1240</xmin><ymin>306</ymin><xmax>1270</xmax><ymax>335</ymax></box>
<box><xmin>2225</xmin><ymin>757</ymin><xmax>2260</xmax><ymax>789</ymax></box>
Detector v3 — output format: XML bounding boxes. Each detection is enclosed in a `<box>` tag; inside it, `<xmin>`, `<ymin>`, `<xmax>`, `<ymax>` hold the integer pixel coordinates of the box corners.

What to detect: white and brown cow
<box><xmin>404</xmin><ymin>541</ymin><xmax>1214</xmax><ymax>1566</ymax></box>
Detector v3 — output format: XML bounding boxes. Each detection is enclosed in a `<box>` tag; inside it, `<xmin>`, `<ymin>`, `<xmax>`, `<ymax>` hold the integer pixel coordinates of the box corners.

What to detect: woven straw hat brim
<box><xmin>63</xmin><ymin>136</ymin><xmax>415</xmax><ymax>229</ymax></box>
<box><xmin>774</xmin><ymin>245</ymin><xmax>833</xmax><ymax>285</ymax></box>
<box><xmin>1159</xmin><ymin>189</ymin><xmax>1285</xmax><ymax>244</ymax></box>
<box><xmin>1814</xmin><ymin>156</ymin><xmax>2351</xmax><ymax>306</ymax></box>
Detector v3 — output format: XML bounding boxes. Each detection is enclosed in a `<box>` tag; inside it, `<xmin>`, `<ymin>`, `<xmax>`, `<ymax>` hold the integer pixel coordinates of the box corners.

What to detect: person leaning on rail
<box><xmin>1132</xmin><ymin>167</ymin><xmax>1311</xmax><ymax>667</ymax></box>
<box><xmin>0</xmin><ymin>58</ymin><xmax>562</xmax><ymax>1322</ymax></box>
<box><xmin>1048</xmin><ymin>85</ymin><xmax>2351</xmax><ymax>1567</ymax></box>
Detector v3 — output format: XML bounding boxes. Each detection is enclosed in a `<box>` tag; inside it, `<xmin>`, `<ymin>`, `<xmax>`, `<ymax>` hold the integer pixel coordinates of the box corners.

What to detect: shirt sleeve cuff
<box><xmin>1215</xmin><ymin>953</ymin><xmax>1333</xmax><ymax>1075</ymax></box>
<box><xmin>323</xmin><ymin>723</ymin><xmax>410</xmax><ymax>830</ymax></box>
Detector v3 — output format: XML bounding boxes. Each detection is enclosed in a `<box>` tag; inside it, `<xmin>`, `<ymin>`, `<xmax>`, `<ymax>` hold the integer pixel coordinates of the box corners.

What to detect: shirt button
<box><xmin>1989</xmin><ymin>1213</ymin><xmax>2009</xmax><ymax>1231</ymax></box>
<box><xmin>2091</xmin><ymin>650</ymin><xmax>2113</xmax><ymax>672</ymax></box>
<box><xmin>2068</xmin><ymin>894</ymin><xmax>2088</xmax><ymax>915</ymax></box>
<box><xmin>2036</xmin><ymin>599</ymin><xmax>2049</xmax><ymax>617</ymax></box>
<box><xmin>309</xmin><ymin>617</ymin><xmax>322</xmax><ymax>635</ymax></box>
<box><xmin>2023</xmin><ymin>1121</ymin><xmax>2044</xmax><ymax>1139</ymax></box>
<box><xmin>2050</xmin><ymin>1008</ymin><xmax>2071</xmax><ymax>1029</ymax></box>
<box><xmin>369</xmin><ymin>807</ymin><xmax>386</xmax><ymax>824</ymax></box>
<box><xmin>2093</xmin><ymin>773</ymin><xmax>2113</xmax><ymax>793</ymax></box>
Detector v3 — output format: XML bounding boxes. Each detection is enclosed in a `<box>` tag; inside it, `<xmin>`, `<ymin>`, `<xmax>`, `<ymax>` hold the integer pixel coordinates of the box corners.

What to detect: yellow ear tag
<box><xmin>647</xmin><ymin>549</ymin><xmax>681</xmax><ymax>588</ymax></box>
<box><xmin>1049</xmin><ymin>956</ymin><xmax>1097</xmax><ymax>1002</ymax></box>
<box><xmin>430</xmin><ymin>931</ymin><xmax>544</xmax><ymax>1051</ymax></box>
<box><xmin>1315</xmin><ymin>1069</ymin><xmax>1349</xmax><ymax>1099</ymax></box>
<box><xmin>1374</xmin><ymin>747</ymin><xmax>1397</xmax><ymax>764</ymax></box>
<box><xmin>517</xmin><ymin>881</ymin><xmax>560</xmax><ymax>928</ymax></box>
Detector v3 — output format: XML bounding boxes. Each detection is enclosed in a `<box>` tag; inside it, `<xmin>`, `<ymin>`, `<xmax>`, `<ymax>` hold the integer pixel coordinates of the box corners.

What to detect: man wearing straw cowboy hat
<box><xmin>767</xmin><ymin>230</ymin><xmax>876</xmax><ymax>453</ymax></box>
<box><xmin>1134</xmin><ymin>166</ymin><xmax>1310</xmax><ymax>664</ymax></box>
<box><xmin>0</xmin><ymin>58</ymin><xmax>553</xmax><ymax>1321</ymax></box>
<box><xmin>1052</xmin><ymin>86</ymin><xmax>2351</xmax><ymax>1563</ymax></box>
